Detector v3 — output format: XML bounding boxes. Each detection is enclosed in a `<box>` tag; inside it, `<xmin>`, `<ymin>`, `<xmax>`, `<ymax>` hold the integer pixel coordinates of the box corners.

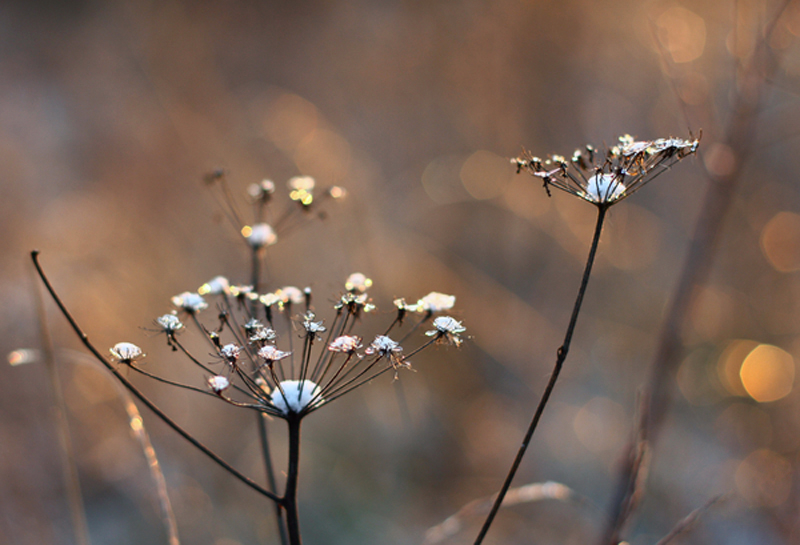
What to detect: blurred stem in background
<box><xmin>601</xmin><ymin>2</ymin><xmax>793</xmax><ymax>542</ymax></box>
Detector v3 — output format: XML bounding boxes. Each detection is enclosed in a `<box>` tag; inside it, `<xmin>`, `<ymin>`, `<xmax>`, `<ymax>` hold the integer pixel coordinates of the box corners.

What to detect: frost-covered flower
<box><xmin>328</xmin><ymin>335</ymin><xmax>362</xmax><ymax>353</ymax></box>
<box><xmin>110</xmin><ymin>342</ymin><xmax>144</xmax><ymax>364</ymax></box>
<box><xmin>426</xmin><ymin>316</ymin><xmax>466</xmax><ymax>347</ymax></box>
<box><xmin>229</xmin><ymin>285</ymin><xmax>257</xmax><ymax>300</ymax></box>
<box><xmin>514</xmin><ymin>133</ymin><xmax>699</xmax><ymax>206</ymax></box>
<box><xmin>172</xmin><ymin>292</ymin><xmax>208</xmax><ymax>314</ymax></box>
<box><xmin>220</xmin><ymin>344</ymin><xmax>240</xmax><ymax>364</ymax></box>
<box><xmin>198</xmin><ymin>276</ymin><xmax>230</xmax><ymax>296</ymax></box>
<box><xmin>245</xmin><ymin>223</ymin><xmax>278</xmax><ymax>249</ymax></box>
<box><xmin>258</xmin><ymin>345</ymin><xmax>291</xmax><ymax>364</ymax></box>
<box><xmin>271</xmin><ymin>380</ymin><xmax>322</xmax><ymax>415</ymax></box>
<box><xmin>156</xmin><ymin>313</ymin><xmax>184</xmax><ymax>334</ymax></box>
<box><xmin>415</xmin><ymin>292</ymin><xmax>456</xmax><ymax>313</ymax></box>
<box><xmin>336</xmin><ymin>292</ymin><xmax>375</xmax><ymax>314</ymax></box>
<box><xmin>345</xmin><ymin>273</ymin><xmax>372</xmax><ymax>293</ymax></box>
<box><xmin>207</xmin><ymin>375</ymin><xmax>230</xmax><ymax>393</ymax></box>
<box><xmin>302</xmin><ymin>312</ymin><xmax>326</xmax><ymax>335</ymax></box>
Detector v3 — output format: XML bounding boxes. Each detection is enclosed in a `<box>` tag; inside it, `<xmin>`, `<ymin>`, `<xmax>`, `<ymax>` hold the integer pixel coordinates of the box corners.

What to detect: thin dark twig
<box><xmin>474</xmin><ymin>205</ymin><xmax>608</xmax><ymax>544</ymax></box>
<box><xmin>30</xmin><ymin>251</ymin><xmax>281</xmax><ymax>503</ymax></box>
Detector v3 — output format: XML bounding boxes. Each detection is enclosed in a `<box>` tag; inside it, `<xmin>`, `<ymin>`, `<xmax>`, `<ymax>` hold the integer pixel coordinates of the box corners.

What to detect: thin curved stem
<box><xmin>474</xmin><ymin>205</ymin><xmax>607</xmax><ymax>544</ymax></box>
<box><xmin>30</xmin><ymin>251</ymin><xmax>281</xmax><ymax>503</ymax></box>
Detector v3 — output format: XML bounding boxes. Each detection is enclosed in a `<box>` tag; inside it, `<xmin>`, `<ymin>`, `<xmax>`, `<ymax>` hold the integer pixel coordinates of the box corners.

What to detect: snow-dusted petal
<box><xmin>198</xmin><ymin>276</ymin><xmax>230</xmax><ymax>296</ymax></box>
<box><xmin>258</xmin><ymin>345</ymin><xmax>291</xmax><ymax>363</ymax></box>
<box><xmin>585</xmin><ymin>173</ymin><xmax>626</xmax><ymax>204</ymax></box>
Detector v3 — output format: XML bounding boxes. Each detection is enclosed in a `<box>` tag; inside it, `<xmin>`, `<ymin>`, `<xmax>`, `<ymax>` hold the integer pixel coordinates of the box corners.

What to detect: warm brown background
<box><xmin>2</xmin><ymin>1</ymin><xmax>800</xmax><ymax>544</ymax></box>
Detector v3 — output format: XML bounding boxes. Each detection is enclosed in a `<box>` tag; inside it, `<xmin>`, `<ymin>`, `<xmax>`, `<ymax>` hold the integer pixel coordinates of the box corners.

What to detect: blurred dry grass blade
<box><xmin>653</xmin><ymin>495</ymin><xmax>727</xmax><ymax>545</ymax></box>
<box><xmin>422</xmin><ymin>481</ymin><xmax>580</xmax><ymax>545</ymax></box>
<box><xmin>8</xmin><ymin>348</ymin><xmax>181</xmax><ymax>545</ymax></box>
<box><xmin>602</xmin><ymin>2</ymin><xmax>795</xmax><ymax>543</ymax></box>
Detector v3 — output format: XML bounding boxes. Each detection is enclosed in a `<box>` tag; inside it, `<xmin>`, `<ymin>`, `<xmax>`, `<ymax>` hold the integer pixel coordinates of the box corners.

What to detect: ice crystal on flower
<box><xmin>220</xmin><ymin>344</ymin><xmax>241</xmax><ymax>364</ymax></box>
<box><xmin>302</xmin><ymin>313</ymin><xmax>326</xmax><ymax>335</ymax></box>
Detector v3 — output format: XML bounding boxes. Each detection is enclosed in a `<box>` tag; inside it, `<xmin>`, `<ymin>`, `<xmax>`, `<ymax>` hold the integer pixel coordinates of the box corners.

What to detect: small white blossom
<box><xmin>246</xmin><ymin>223</ymin><xmax>278</xmax><ymax>249</ymax></box>
<box><xmin>271</xmin><ymin>380</ymin><xmax>322</xmax><ymax>415</ymax></box>
<box><xmin>258</xmin><ymin>345</ymin><xmax>291</xmax><ymax>364</ymax></box>
<box><xmin>415</xmin><ymin>292</ymin><xmax>456</xmax><ymax>313</ymax></box>
<box><xmin>207</xmin><ymin>375</ymin><xmax>230</xmax><ymax>393</ymax></box>
<box><xmin>220</xmin><ymin>344</ymin><xmax>240</xmax><ymax>364</ymax></box>
<box><xmin>172</xmin><ymin>292</ymin><xmax>208</xmax><ymax>313</ymax></box>
<box><xmin>426</xmin><ymin>316</ymin><xmax>466</xmax><ymax>347</ymax></box>
<box><xmin>345</xmin><ymin>273</ymin><xmax>372</xmax><ymax>293</ymax></box>
<box><xmin>336</xmin><ymin>292</ymin><xmax>375</xmax><ymax>313</ymax></box>
<box><xmin>365</xmin><ymin>335</ymin><xmax>401</xmax><ymax>357</ymax></box>
<box><xmin>328</xmin><ymin>335</ymin><xmax>362</xmax><ymax>353</ymax></box>
<box><xmin>302</xmin><ymin>312</ymin><xmax>326</xmax><ymax>335</ymax></box>
<box><xmin>110</xmin><ymin>342</ymin><xmax>144</xmax><ymax>364</ymax></box>
<box><xmin>156</xmin><ymin>313</ymin><xmax>183</xmax><ymax>334</ymax></box>
<box><xmin>198</xmin><ymin>276</ymin><xmax>230</xmax><ymax>296</ymax></box>
<box><xmin>260</xmin><ymin>292</ymin><xmax>281</xmax><ymax>307</ymax></box>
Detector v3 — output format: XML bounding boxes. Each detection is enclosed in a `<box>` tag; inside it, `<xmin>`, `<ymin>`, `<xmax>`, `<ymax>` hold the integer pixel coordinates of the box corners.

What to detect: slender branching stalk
<box><xmin>30</xmin><ymin>250</ymin><xmax>282</xmax><ymax>504</ymax></box>
<box><xmin>474</xmin><ymin>205</ymin><xmax>608</xmax><ymax>544</ymax></box>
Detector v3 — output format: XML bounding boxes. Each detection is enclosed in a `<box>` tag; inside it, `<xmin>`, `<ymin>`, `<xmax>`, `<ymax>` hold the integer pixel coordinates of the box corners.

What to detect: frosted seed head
<box><xmin>207</xmin><ymin>375</ymin><xmax>230</xmax><ymax>393</ymax></box>
<box><xmin>328</xmin><ymin>335</ymin><xmax>362</xmax><ymax>353</ymax></box>
<box><xmin>172</xmin><ymin>292</ymin><xmax>208</xmax><ymax>313</ymax></box>
<box><xmin>110</xmin><ymin>342</ymin><xmax>144</xmax><ymax>364</ymax></box>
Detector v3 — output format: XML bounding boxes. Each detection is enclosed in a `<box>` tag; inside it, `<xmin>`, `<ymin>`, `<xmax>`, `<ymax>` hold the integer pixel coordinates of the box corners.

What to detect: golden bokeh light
<box><xmin>655</xmin><ymin>6</ymin><xmax>707</xmax><ymax>63</ymax></box>
<box><xmin>716</xmin><ymin>340</ymin><xmax>759</xmax><ymax>397</ymax></box>
<box><xmin>739</xmin><ymin>344</ymin><xmax>795</xmax><ymax>403</ymax></box>
<box><xmin>760</xmin><ymin>211</ymin><xmax>800</xmax><ymax>272</ymax></box>
<box><xmin>459</xmin><ymin>150</ymin><xmax>513</xmax><ymax>200</ymax></box>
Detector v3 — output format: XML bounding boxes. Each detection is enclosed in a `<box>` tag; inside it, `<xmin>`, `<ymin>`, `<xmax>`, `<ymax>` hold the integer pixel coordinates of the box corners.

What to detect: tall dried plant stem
<box><xmin>474</xmin><ymin>205</ymin><xmax>608</xmax><ymax>544</ymax></box>
<box><xmin>284</xmin><ymin>414</ymin><xmax>303</xmax><ymax>545</ymax></box>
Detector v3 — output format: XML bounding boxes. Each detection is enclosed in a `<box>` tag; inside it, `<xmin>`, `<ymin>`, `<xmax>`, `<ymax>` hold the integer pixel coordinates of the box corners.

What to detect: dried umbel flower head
<box><xmin>109</xmin><ymin>342</ymin><xmax>144</xmax><ymax>364</ymax></box>
<box><xmin>514</xmin><ymin>133</ymin><xmax>700</xmax><ymax>206</ymax></box>
<box><xmin>171</xmin><ymin>292</ymin><xmax>208</xmax><ymax>314</ymax></box>
<box><xmin>244</xmin><ymin>223</ymin><xmax>278</xmax><ymax>249</ymax></box>
<box><xmin>136</xmin><ymin>272</ymin><xmax>465</xmax><ymax>419</ymax></box>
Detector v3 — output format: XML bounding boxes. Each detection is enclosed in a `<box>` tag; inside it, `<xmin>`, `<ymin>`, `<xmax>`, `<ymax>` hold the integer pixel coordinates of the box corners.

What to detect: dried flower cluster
<box><xmin>513</xmin><ymin>133</ymin><xmax>700</xmax><ymax>206</ymax></box>
<box><xmin>112</xmin><ymin>275</ymin><xmax>462</xmax><ymax>418</ymax></box>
